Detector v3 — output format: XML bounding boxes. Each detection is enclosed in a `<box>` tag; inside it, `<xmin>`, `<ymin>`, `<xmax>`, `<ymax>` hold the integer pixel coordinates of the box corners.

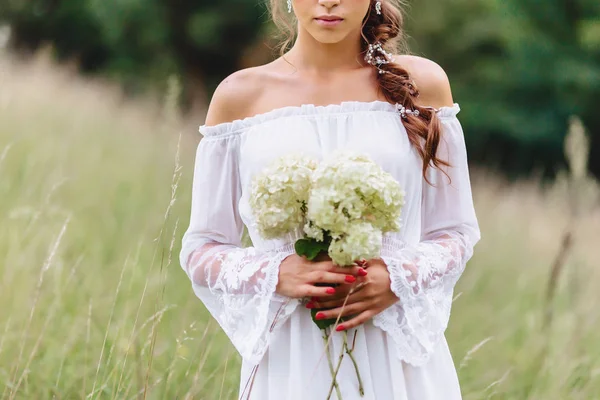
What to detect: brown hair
<box><xmin>268</xmin><ymin>0</ymin><xmax>449</xmax><ymax>180</ymax></box>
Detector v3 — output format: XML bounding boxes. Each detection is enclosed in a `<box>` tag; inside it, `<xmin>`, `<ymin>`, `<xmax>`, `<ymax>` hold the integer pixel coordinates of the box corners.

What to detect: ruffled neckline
<box><xmin>199</xmin><ymin>100</ymin><xmax>460</xmax><ymax>138</ymax></box>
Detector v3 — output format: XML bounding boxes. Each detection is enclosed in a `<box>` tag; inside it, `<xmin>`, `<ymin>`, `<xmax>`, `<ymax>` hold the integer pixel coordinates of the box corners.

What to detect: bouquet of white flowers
<box><xmin>250</xmin><ymin>149</ymin><xmax>405</xmax><ymax>398</ymax></box>
<box><xmin>251</xmin><ymin>150</ymin><xmax>404</xmax><ymax>266</ymax></box>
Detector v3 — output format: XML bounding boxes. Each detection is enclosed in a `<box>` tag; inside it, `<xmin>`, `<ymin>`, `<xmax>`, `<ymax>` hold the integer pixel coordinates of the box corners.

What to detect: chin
<box><xmin>309</xmin><ymin>31</ymin><xmax>350</xmax><ymax>45</ymax></box>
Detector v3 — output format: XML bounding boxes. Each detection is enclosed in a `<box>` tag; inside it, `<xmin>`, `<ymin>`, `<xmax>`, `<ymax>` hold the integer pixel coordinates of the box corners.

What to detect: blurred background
<box><xmin>0</xmin><ymin>1</ymin><xmax>599</xmax><ymax>399</ymax></box>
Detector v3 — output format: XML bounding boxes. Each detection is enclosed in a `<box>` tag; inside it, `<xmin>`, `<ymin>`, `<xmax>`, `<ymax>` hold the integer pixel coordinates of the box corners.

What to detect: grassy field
<box><xmin>0</xmin><ymin>54</ymin><xmax>599</xmax><ymax>400</ymax></box>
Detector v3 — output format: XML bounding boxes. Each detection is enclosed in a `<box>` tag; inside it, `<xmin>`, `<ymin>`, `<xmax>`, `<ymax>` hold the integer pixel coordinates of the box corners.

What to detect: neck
<box><xmin>286</xmin><ymin>28</ymin><xmax>364</xmax><ymax>73</ymax></box>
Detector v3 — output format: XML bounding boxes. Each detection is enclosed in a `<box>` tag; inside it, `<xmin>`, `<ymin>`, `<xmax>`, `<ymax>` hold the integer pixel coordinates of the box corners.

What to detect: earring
<box><xmin>287</xmin><ymin>0</ymin><xmax>292</xmax><ymax>13</ymax></box>
<box><xmin>375</xmin><ymin>1</ymin><xmax>382</xmax><ymax>15</ymax></box>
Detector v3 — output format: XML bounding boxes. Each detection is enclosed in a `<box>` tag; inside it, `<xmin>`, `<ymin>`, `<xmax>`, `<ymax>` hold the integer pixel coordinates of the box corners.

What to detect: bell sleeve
<box><xmin>372</xmin><ymin>105</ymin><xmax>481</xmax><ymax>366</ymax></box>
<box><xmin>179</xmin><ymin>128</ymin><xmax>297</xmax><ymax>366</ymax></box>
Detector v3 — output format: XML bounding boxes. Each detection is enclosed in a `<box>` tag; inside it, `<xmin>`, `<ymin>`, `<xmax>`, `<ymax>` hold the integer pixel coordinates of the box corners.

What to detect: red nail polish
<box><xmin>345</xmin><ymin>275</ymin><xmax>356</xmax><ymax>283</ymax></box>
<box><xmin>336</xmin><ymin>325</ymin><xmax>346</xmax><ymax>332</ymax></box>
<box><xmin>357</xmin><ymin>268</ymin><xmax>368</xmax><ymax>277</ymax></box>
<box><xmin>315</xmin><ymin>312</ymin><xmax>326</xmax><ymax>320</ymax></box>
<box><xmin>326</xmin><ymin>287</ymin><xmax>336</xmax><ymax>295</ymax></box>
<box><xmin>305</xmin><ymin>302</ymin><xmax>316</xmax><ymax>309</ymax></box>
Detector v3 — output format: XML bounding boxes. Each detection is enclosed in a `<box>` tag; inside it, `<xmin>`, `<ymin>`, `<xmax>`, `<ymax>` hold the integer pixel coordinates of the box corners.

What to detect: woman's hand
<box><xmin>306</xmin><ymin>258</ymin><xmax>399</xmax><ymax>331</ymax></box>
<box><xmin>276</xmin><ymin>254</ymin><xmax>368</xmax><ymax>299</ymax></box>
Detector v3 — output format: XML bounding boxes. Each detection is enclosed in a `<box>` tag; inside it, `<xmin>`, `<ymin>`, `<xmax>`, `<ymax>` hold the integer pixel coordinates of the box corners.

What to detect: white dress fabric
<box><xmin>179</xmin><ymin>101</ymin><xmax>480</xmax><ymax>400</ymax></box>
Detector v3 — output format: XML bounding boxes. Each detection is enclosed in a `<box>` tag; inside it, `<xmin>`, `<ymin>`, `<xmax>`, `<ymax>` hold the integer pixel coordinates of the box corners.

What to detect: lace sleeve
<box><xmin>372</xmin><ymin>109</ymin><xmax>481</xmax><ymax>366</ymax></box>
<box><xmin>179</xmin><ymin>133</ymin><xmax>298</xmax><ymax>366</ymax></box>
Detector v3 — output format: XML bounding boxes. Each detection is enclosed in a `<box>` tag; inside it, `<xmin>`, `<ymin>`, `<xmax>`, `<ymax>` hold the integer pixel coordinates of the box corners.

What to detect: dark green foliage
<box><xmin>407</xmin><ymin>0</ymin><xmax>600</xmax><ymax>178</ymax></box>
<box><xmin>0</xmin><ymin>0</ymin><xmax>267</xmax><ymax>99</ymax></box>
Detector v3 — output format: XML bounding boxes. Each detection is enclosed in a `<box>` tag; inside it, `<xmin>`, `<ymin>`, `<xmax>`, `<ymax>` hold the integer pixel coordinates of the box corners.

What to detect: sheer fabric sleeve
<box><xmin>179</xmin><ymin>130</ymin><xmax>296</xmax><ymax>365</ymax></box>
<box><xmin>372</xmin><ymin>106</ymin><xmax>481</xmax><ymax>366</ymax></box>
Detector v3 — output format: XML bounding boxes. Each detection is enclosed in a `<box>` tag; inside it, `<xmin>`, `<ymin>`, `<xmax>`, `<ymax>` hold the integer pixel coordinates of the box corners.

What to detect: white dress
<box><xmin>179</xmin><ymin>101</ymin><xmax>481</xmax><ymax>400</ymax></box>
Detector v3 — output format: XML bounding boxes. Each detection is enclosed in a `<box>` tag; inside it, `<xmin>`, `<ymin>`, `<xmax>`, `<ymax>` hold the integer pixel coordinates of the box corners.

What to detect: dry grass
<box><xmin>0</xmin><ymin>52</ymin><xmax>599</xmax><ymax>399</ymax></box>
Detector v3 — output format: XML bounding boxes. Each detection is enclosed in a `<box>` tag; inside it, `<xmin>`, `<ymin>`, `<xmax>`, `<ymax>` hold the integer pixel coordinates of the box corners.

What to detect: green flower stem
<box><xmin>344</xmin><ymin>331</ymin><xmax>365</xmax><ymax>397</ymax></box>
<box><xmin>326</xmin><ymin>333</ymin><xmax>346</xmax><ymax>400</ymax></box>
<box><xmin>323</xmin><ymin>330</ymin><xmax>342</xmax><ymax>400</ymax></box>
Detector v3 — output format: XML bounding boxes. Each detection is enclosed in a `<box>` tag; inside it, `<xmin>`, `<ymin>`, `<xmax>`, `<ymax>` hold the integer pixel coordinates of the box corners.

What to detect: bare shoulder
<box><xmin>204</xmin><ymin>66</ymin><xmax>269</xmax><ymax>126</ymax></box>
<box><xmin>394</xmin><ymin>55</ymin><xmax>454</xmax><ymax>109</ymax></box>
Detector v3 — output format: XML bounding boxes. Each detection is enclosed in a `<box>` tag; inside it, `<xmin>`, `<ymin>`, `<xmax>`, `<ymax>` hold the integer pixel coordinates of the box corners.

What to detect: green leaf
<box><xmin>294</xmin><ymin>238</ymin><xmax>329</xmax><ymax>260</ymax></box>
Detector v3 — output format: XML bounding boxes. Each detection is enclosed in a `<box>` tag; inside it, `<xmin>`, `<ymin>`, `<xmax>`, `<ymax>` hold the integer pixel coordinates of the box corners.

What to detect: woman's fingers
<box><xmin>298</xmin><ymin>263</ymin><xmax>368</xmax><ymax>301</ymax></box>
<box><xmin>311</xmin><ymin>290</ymin><xmax>365</xmax><ymax>309</ymax></box>
<box><xmin>314</xmin><ymin>301</ymin><xmax>369</xmax><ymax>320</ymax></box>
<box><xmin>309</xmin><ymin>270</ymin><xmax>361</xmax><ymax>285</ymax></box>
<box><xmin>317</xmin><ymin>286</ymin><xmax>353</xmax><ymax>302</ymax></box>
<box><xmin>341</xmin><ymin>265</ymin><xmax>369</xmax><ymax>276</ymax></box>
<box><xmin>301</xmin><ymin>284</ymin><xmax>339</xmax><ymax>298</ymax></box>
<box><xmin>335</xmin><ymin>310</ymin><xmax>375</xmax><ymax>332</ymax></box>
<box><xmin>315</xmin><ymin>263</ymin><xmax>368</xmax><ymax>277</ymax></box>
<box><xmin>312</xmin><ymin>280</ymin><xmax>366</xmax><ymax>302</ymax></box>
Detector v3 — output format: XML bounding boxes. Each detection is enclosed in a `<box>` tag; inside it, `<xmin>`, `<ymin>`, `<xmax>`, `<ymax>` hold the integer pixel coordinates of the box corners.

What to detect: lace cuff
<box><xmin>372</xmin><ymin>231</ymin><xmax>474</xmax><ymax>366</ymax></box>
<box><xmin>184</xmin><ymin>242</ymin><xmax>299</xmax><ymax>365</ymax></box>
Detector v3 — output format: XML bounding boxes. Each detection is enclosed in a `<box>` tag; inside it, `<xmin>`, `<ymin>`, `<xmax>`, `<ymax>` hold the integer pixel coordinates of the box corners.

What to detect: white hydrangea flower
<box><xmin>303</xmin><ymin>220</ymin><xmax>324</xmax><ymax>242</ymax></box>
<box><xmin>328</xmin><ymin>221</ymin><xmax>382</xmax><ymax>266</ymax></box>
<box><xmin>250</xmin><ymin>153</ymin><xmax>318</xmax><ymax>239</ymax></box>
<box><xmin>307</xmin><ymin>149</ymin><xmax>405</xmax><ymax>240</ymax></box>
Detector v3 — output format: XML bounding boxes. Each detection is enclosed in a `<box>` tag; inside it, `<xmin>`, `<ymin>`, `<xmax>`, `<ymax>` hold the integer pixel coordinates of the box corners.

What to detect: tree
<box><xmin>0</xmin><ymin>0</ymin><xmax>268</xmax><ymax>112</ymax></box>
<box><xmin>407</xmin><ymin>0</ymin><xmax>600</xmax><ymax>178</ymax></box>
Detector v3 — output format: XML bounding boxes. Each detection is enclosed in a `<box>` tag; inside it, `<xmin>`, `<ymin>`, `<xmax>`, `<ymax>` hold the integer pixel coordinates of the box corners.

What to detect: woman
<box><xmin>179</xmin><ymin>0</ymin><xmax>480</xmax><ymax>399</ymax></box>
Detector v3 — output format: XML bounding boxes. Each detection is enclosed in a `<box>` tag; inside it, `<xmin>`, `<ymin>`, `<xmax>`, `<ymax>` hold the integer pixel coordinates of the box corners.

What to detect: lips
<box><xmin>316</xmin><ymin>15</ymin><xmax>343</xmax><ymax>21</ymax></box>
<box><xmin>314</xmin><ymin>15</ymin><xmax>344</xmax><ymax>26</ymax></box>
<box><xmin>315</xmin><ymin>15</ymin><xmax>343</xmax><ymax>22</ymax></box>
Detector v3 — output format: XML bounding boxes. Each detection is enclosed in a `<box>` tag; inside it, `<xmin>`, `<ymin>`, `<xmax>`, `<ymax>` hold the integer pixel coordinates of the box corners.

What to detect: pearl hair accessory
<box><xmin>375</xmin><ymin>1</ymin><xmax>382</xmax><ymax>15</ymax></box>
<box><xmin>396</xmin><ymin>104</ymin><xmax>420</xmax><ymax>119</ymax></box>
<box><xmin>287</xmin><ymin>0</ymin><xmax>292</xmax><ymax>13</ymax></box>
<box><xmin>364</xmin><ymin>42</ymin><xmax>393</xmax><ymax>74</ymax></box>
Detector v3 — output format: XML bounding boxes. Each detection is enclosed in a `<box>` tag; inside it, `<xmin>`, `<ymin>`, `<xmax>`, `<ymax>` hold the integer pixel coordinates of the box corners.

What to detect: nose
<box><xmin>318</xmin><ymin>0</ymin><xmax>341</xmax><ymax>9</ymax></box>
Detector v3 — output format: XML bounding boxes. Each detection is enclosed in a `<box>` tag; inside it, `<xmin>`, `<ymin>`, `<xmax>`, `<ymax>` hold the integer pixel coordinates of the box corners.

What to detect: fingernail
<box><xmin>336</xmin><ymin>325</ymin><xmax>346</xmax><ymax>332</ymax></box>
<box><xmin>315</xmin><ymin>312</ymin><xmax>326</xmax><ymax>320</ymax></box>
<box><xmin>358</xmin><ymin>268</ymin><xmax>368</xmax><ymax>277</ymax></box>
<box><xmin>326</xmin><ymin>288</ymin><xmax>336</xmax><ymax>295</ymax></box>
<box><xmin>345</xmin><ymin>275</ymin><xmax>356</xmax><ymax>283</ymax></box>
<box><xmin>305</xmin><ymin>302</ymin><xmax>316</xmax><ymax>309</ymax></box>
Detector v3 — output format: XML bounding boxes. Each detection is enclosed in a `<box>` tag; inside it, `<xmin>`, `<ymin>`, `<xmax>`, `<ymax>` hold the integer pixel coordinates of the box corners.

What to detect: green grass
<box><xmin>0</xmin><ymin>54</ymin><xmax>599</xmax><ymax>399</ymax></box>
